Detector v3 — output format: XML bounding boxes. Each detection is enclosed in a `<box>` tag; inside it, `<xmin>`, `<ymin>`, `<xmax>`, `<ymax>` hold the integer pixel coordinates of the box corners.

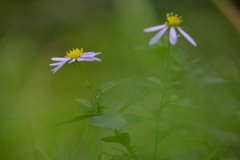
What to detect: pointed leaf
<box><xmin>44</xmin><ymin>114</ymin><xmax>97</xmax><ymax>129</ymax></box>
<box><xmin>199</xmin><ymin>75</ymin><xmax>227</xmax><ymax>87</ymax></box>
<box><xmin>75</xmin><ymin>98</ymin><xmax>93</xmax><ymax>108</ymax></box>
<box><xmin>147</xmin><ymin>77</ymin><xmax>162</xmax><ymax>85</ymax></box>
<box><xmin>164</xmin><ymin>94</ymin><xmax>178</xmax><ymax>102</ymax></box>
<box><xmin>101</xmin><ymin>133</ymin><xmax>131</xmax><ymax>150</ymax></box>
<box><xmin>98</xmin><ymin>74</ymin><xmax>137</xmax><ymax>96</ymax></box>
<box><xmin>89</xmin><ymin>113</ymin><xmax>148</xmax><ymax>130</ymax></box>
<box><xmin>118</xmin><ymin>86</ymin><xmax>154</xmax><ymax>113</ymax></box>
<box><xmin>98</xmin><ymin>152</ymin><xmax>114</xmax><ymax>160</ymax></box>
<box><xmin>157</xmin><ymin>132</ymin><xmax>170</xmax><ymax>142</ymax></box>
<box><xmin>165</xmin><ymin>81</ymin><xmax>181</xmax><ymax>88</ymax></box>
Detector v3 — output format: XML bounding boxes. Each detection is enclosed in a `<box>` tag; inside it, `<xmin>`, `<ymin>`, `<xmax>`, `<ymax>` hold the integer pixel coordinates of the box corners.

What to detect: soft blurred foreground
<box><xmin>1</xmin><ymin>0</ymin><xmax>240</xmax><ymax>159</ymax></box>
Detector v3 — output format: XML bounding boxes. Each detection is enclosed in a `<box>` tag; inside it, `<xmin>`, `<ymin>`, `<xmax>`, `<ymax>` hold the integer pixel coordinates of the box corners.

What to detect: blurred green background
<box><xmin>1</xmin><ymin>0</ymin><xmax>240</xmax><ymax>159</ymax></box>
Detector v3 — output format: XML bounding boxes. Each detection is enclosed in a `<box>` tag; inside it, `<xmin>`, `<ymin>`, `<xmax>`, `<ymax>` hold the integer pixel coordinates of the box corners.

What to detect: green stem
<box><xmin>154</xmin><ymin>40</ymin><xmax>170</xmax><ymax>160</ymax></box>
<box><xmin>77</xmin><ymin>62</ymin><xmax>104</xmax><ymax>114</ymax></box>
<box><xmin>158</xmin><ymin>42</ymin><xmax>170</xmax><ymax>117</ymax></box>
<box><xmin>77</xmin><ymin>62</ymin><xmax>97</xmax><ymax>100</ymax></box>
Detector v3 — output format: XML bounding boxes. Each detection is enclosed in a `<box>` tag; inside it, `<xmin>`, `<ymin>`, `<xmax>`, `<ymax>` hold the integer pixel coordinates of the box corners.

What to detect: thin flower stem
<box><xmin>158</xmin><ymin>41</ymin><xmax>170</xmax><ymax>117</ymax></box>
<box><xmin>77</xmin><ymin>62</ymin><xmax>97</xmax><ymax>100</ymax></box>
<box><xmin>76</xmin><ymin>62</ymin><xmax>104</xmax><ymax>114</ymax></box>
<box><xmin>154</xmin><ymin>39</ymin><xmax>170</xmax><ymax>160</ymax></box>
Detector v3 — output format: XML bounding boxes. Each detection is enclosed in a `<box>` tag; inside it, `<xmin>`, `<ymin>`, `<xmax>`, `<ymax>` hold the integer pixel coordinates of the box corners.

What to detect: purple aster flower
<box><xmin>50</xmin><ymin>48</ymin><xmax>101</xmax><ymax>73</ymax></box>
<box><xmin>144</xmin><ymin>13</ymin><xmax>197</xmax><ymax>46</ymax></box>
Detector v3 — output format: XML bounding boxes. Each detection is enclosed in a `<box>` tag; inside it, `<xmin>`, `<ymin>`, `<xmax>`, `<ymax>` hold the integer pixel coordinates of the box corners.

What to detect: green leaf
<box><xmin>147</xmin><ymin>77</ymin><xmax>162</xmax><ymax>85</ymax></box>
<box><xmin>165</xmin><ymin>81</ymin><xmax>182</xmax><ymax>88</ymax></box>
<box><xmin>111</xmin><ymin>147</ymin><xmax>128</xmax><ymax>154</ymax></box>
<box><xmin>89</xmin><ymin>113</ymin><xmax>147</xmax><ymax>131</ymax></box>
<box><xmin>201</xmin><ymin>141</ymin><xmax>224</xmax><ymax>160</ymax></box>
<box><xmin>79</xmin><ymin>107</ymin><xmax>94</xmax><ymax>113</ymax></box>
<box><xmin>101</xmin><ymin>133</ymin><xmax>131</xmax><ymax>150</ymax></box>
<box><xmin>157</xmin><ymin>132</ymin><xmax>170</xmax><ymax>142</ymax></box>
<box><xmin>98</xmin><ymin>74</ymin><xmax>137</xmax><ymax>96</ymax></box>
<box><xmin>118</xmin><ymin>86</ymin><xmax>154</xmax><ymax>113</ymax></box>
<box><xmin>164</xmin><ymin>94</ymin><xmax>178</xmax><ymax>102</ymax></box>
<box><xmin>44</xmin><ymin>114</ymin><xmax>97</xmax><ymax>129</ymax></box>
<box><xmin>199</xmin><ymin>75</ymin><xmax>227</xmax><ymax>87</ymax></box>
<box><xmin>141</xmin><ymin>104</ymin><xmax>156</xmax><ymax>117</ymax></box>
<box><xmin>97</xmin><ymin>152</ymin><xmax>114</xmax><ymax>160</ymax></box>
<box><xmin>75</xmin><ymin>98</ymin><xmax>93</xmax><ymax>108</ymax></box>
<box><xmin>83</xmin><ymin>83</ymin><xmax>94</xmax><ymax>90</ymax></box>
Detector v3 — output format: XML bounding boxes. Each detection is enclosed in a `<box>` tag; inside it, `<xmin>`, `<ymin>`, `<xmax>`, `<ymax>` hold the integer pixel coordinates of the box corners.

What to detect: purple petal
<box><xmin>69</xmin><ymin>58</ymin><xmax>76</xmax><ymax>63</ymax></box>
<box><xmin>144</xmin><ymin>24</ymin><xmax>167</xmax><ymax>32</ymax></box>
<box><xmin>77</xmin><ymin>57</ymin><xmax>85</xmax><ymax>61</ymax></box>
<box><xmin>51</xmin><ymin>60</ymin><xmax>69</xmax><ymax>74</ymax></box>
<box><xmin>49</xmin><ymin>62</ymin><xmax>62</xmax><ymax>66</ymax></box>
<box><xmin>78</xmin><ymin>57</ymin><xmax>101</xmax><ymax>61</ymax></box>
<box><xmin>81</xmin><ymin>52</ymin><xmax>101</xmax><ymax>57</ymax></box>
<box><xmin>169</xmin><ymin>27</ymin><xmax>177</xmax><ymax>45</ymax></box>
<box><xmin>177</xmin><ymin>27</ymin><xmax>197</xmax><ymax>46</ymax></box>
<box><xmin>148</xmin><ymin>26</ymin><xmax>168</xmax><ymax>46</ymax></box>
<box><xmin>93</xmin><ymin>57</ymin><xmax>101</xmax><ymax>61</ymax></box>
<box><xmin>51</xmin><ymin>57</ymin><xmax>70</xmax><ymax>61</ymax></box>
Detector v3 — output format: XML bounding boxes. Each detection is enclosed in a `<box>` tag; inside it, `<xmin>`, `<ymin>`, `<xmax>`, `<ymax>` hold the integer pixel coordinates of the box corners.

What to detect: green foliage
<box><xmin>199</xmin><ymin>75</ymin><xmax>227</xmax><ymax>87</ymax></box>
<box><xmin>75</xmin><ymin>98</ymin><xmax>93</xmax><ymax>108</ymax></box>
<box><xmin>101</xmin><ymin>133</ymin><xmax>131</xmax><ymax>151</ymax></box>
<box><xmin>98</xmin><ymin>74</ymin><xmax>137</xmax><ymax>97</ymax></box>
<box><xmin>202</xmin><ymin>142</ymin><xmax>224</xmax><ymax>160</ymax></box>
<box><xmin>118</xmin><ymin>86</ymin><xmax>154</xmax><ymax>113</ymax></box>
<box><xmin>45</xmin><ymin>114</ymin><xmax>97</xmax><ymax>128</ymax></box>
<box><xmin>89</xmin><ymin>113</ymin><xmax>148</xmax><ymax>131</ymax></box>
<box><xmin>165</xmin><ymin>81</ymin><xmax>182</xmax><ymax>88</ymax></box>
<box><xmin>147</xmin><ymin>77</ymin><xmax>163</xmax><ymax>86</ymax></box>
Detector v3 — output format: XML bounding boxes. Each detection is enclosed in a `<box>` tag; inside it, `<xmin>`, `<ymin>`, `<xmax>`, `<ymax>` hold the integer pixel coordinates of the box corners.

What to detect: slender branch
<box><xmin>76</xmin><ymin>61</ymin><xmax>97</xmax><ymax>100</ymax></box>
<box><xmin>158</xmin><ymin>41</ymin><xmax>170</xmax><ymax>117</ymax></box>
<box><xmin>154</xmin><ymin>39</ymin><xmax>170</xmax><ymax>160</ymax></box>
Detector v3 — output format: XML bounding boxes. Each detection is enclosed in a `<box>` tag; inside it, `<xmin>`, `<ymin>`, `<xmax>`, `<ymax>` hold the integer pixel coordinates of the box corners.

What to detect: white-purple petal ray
<box><xmin>51</xmin><ymin>57</ymin><xmax>70</xmax><ymax>61</ymax></box>
<box><xmin>93</xmin><ymin>57</ymin><xmax>101</xmax><ymax>61</ymax></box>
<box><xmin>77</xmin><ymin>58</ymin><xmax>85</xmax><ymax>61</ymax></box>
<box><xmin>51</xmin><ymin>60</ymin><xmax>69</xmax><ymax>74</ymax></box>
<box><xmin>144</xmin><ymin>24</ymin><xmax>167</xmax><ymax>32</ymax></box>
<box><xmin>83</xmin><ymin>52</ymin><xmax>101</xmax><ymax>56</ymax></box>
<box><xmin>169</xmin><ymin>27</ymin><xmax>177</xmax><ymax>45</ymax></box>
<box><xmin>78</xmin><ymin>57</ymin><xmax>102</xmax><ymax>61</ymax></box>
<box><xmin>148</xmin><ymin>26</ymin><xmax>168</xmax><ymax>46</ymax></box>
<box><xmin>177</xmin><ymin>27</ymin><xmax>197</xmax><ymax>46</ymax></box>
<box><xmin>69</xmin><ymin>58</ymin><xmax>76</xmax><ymax>64</ymax></box>
<box><xmin>81</xmin><ymin>53</ymin><xmax>99</xmax><ymax>57</ymax></box>
<box><xmin>49</xmin><ymin>62</ymin><xmax>62</xmax><ymax>66</ymax></box>
<box><xmin>80</xmin><ymin>57</ymin><xmax>97</xmax><ymax>61</ymax></box>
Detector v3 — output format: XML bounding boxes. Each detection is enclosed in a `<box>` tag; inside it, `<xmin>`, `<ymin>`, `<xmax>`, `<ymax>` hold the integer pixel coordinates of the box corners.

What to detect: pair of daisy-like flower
<box><xmin>50</xmin><ymin>13</ymin><xmax>196</xmax><ymax>73</ymax></box>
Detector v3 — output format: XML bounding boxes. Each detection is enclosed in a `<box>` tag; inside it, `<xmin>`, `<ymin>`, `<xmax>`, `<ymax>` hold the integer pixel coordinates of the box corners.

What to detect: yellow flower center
<box><xmin>165</xmin><ymin>12</ymin><xmax>183</xmax><ymax>27</ymax></box>
<box><xmin>66</xmin><ymin>48</ymin><xmax>83</xmax><ymax>58</ymax></box>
